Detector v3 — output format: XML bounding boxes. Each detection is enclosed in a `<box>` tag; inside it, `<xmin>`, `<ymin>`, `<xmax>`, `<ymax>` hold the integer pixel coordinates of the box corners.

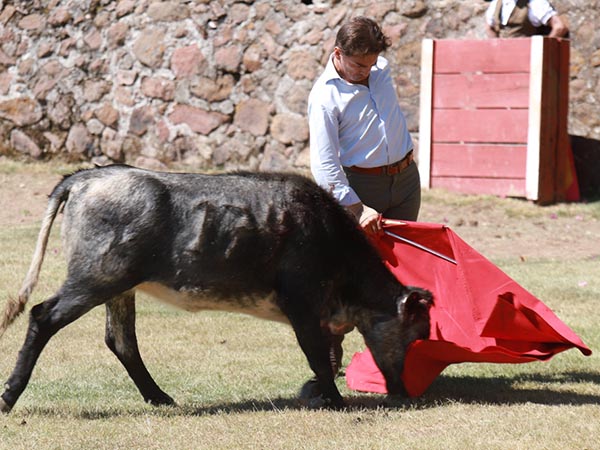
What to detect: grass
<box><xmin>0</xmin><ymin>155</ymin><xmax>85</xmax><ymax>176</ymax></box>
<box><xmin>421</xmin><ymin>187</ymin><xmax>600</xmax><ymax>221</ymax></box>
<box><xmin>0</xmin><ymin>168</ymin><xmax>598</xmax><ymax>449</ymax></box>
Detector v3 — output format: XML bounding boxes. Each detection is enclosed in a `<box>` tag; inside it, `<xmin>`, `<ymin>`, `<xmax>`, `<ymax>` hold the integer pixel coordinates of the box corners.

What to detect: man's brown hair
<box><xmin>334</xmin><ymin>16</ymin><xmax>391</xmax><ymax>56</ymax></box>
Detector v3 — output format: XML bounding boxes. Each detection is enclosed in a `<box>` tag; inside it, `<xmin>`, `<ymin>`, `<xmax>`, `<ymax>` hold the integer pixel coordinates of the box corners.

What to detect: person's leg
<box><xmin>385</xmin><ymin>162</ymin><xmax>421</xmax><ymax>221</ymax></box>
<box><xmin>344</xmin><ymin>169</ymin><xmax>391</xmax><ymax>213</ymax></box>
<box><xmin>329</xmin><ymin>334</ymin><xmax>345</xmax><ymax>375</ymax></box>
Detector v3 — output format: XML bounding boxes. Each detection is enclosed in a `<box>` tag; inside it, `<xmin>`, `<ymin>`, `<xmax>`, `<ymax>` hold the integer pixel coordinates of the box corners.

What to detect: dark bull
<box><xmin>0</xmin><ymin>165</ymin><xmax>433</xmax><ymax>412</ymax></box>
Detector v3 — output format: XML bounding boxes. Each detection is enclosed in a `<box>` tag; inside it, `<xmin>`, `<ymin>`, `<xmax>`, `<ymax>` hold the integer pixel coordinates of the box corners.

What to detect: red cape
<box><xmin>345</xmin><ymin>221</ymin><xmax>592</xmax><ymax>397</ymax></box>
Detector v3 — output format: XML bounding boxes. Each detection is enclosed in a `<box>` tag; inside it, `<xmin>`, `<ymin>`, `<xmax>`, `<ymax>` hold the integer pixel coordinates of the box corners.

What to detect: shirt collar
<box><xmin>322</xmin><ymin>54</ymin><xmax>343</xmax><ymax>83</ymax></box>
<box><xmin>321</xmin><ymin>53</ymin><xmax>385</xmax><ymax>84</ymax></box>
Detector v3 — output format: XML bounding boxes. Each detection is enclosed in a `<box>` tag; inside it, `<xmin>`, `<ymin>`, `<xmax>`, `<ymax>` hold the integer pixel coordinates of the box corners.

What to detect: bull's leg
<box><xmin>288</xmin><ymin>316</ymin><xmax>345</xmax><ymax>409</ymax></box>
<box><xmin>298</xmin><ymin>327</ymin><xmax>345</xmax><ymax>404</ymax></box>
<box><xmin>1</xmin><ymin>289</ymin><xmax>102</xmax><ymax>413</ymax></box>
<box><xmin>104</xmin><ymin>292</ymin><xmax>174</xmax><ymax>406</ymax></box>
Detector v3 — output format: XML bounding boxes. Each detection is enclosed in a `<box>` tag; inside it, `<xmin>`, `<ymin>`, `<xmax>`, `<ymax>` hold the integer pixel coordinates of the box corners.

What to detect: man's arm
<box><xmin>308</xmin><ymin>98</ymin><xmax>361</xmax><ymax>207</ymax></box>
<box><xmin>484</xmin><ymin>0</ymin><xmax>499</xmax><ymax>38</ymax></box>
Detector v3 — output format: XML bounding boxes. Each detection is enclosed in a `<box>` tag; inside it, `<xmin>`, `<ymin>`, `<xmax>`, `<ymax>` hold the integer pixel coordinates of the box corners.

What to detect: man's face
<box><xmin>333</xmin><ymin>47</ymin><xmax>379</xmax><ymax>85</ymax></box>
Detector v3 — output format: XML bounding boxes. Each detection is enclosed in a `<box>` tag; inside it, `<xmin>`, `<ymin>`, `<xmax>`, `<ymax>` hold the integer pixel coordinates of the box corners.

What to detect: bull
<box><xmin>0</xmin><ymin>165</ymin><xmax>432</xmax><ymax>413</ymax></box>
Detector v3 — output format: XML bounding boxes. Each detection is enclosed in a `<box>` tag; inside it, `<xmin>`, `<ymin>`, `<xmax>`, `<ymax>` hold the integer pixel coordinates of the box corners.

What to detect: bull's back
<box><xmin>60</xmin><ymin>166</ymin><xmax>174</xmax><ymax>289</ymax></box>
<box><xmin>159</xmin><ymin>171</ymin><xmax>347</xmax><ymax>293</ymax></box>
<box><xmin>57</xmin><ymin>167</ymin><xmax>351</xmax><ymax>287</ymax></box>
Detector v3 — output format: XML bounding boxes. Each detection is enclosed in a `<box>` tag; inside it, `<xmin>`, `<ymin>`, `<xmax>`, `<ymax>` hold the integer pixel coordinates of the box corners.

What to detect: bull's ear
<box><xmin>397</xmin><ymin>287</ymin><xmax>434</xmax><ymax>315</ymax></box>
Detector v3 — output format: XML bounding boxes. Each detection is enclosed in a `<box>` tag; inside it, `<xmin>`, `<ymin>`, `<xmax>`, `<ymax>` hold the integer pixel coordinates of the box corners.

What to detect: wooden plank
<box><xmin>538</xmin><ymin>37</ymin><xmax>559</xmax><ymax>204</ymax></box>
<box><xmin>430</xmin><ymin>176</ymin><xmax>527</xmax><ymax>197</ymax></box>
<box><xmin>418</xmin><ymin>39</ymin><xmax>434</xmax><ymax>189</ymax></box>
<box><xmin>433</xmin><ymin>38</ymin><xmax>531</xmax><ymax>74</ymax></box>
<box><xmin>432</xmin><ymin>109</ymin><xmax>529</xmax><ymax>144</ymax></box>
<box><xmin>554</xmin><ymin>39</ymin><xmax>571</xmax><ymax>201</ymax></box>
<box><xmin>433</xmin><ymin>73</ymin><xmax>530</xmax><ymax>109</ymax></box>
<box><xmin>431</xmin><ymin>144</ymin><xmax>527</xmax><ymax>178</ymax></box>
<box><xmin>526</xmin><ymin>36</ymin><xmax>544</xmax><ymax>201</ymax></box>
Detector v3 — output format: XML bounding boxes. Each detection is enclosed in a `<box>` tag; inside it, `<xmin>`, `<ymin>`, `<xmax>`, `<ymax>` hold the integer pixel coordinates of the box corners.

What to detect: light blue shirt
<box><xmin>308</xmin><ymin>54</ymin><xmax>413</xmax><ymax>206</ymax></box>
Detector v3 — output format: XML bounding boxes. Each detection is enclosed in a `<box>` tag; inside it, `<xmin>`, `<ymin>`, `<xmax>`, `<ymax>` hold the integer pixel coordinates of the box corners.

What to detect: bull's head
<box><xmin>361</xmin><ymin>287</ymin><xmax>433</xmax><ymax>397</ymax></box>
<box><xmin>397</xmin><ymin>287</ymin><xmax>434</xmax><ymax>341</ymax></box>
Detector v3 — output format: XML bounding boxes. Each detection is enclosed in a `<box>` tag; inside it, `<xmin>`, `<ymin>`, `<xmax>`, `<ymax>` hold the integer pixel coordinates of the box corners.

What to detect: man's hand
<box><xmin>485</xmin><ymin>23</ymin><xmax>499</xmax><ymax>38</ymax></box>
<box><xmin>346</xmin><ymin>202</ymin><xmax>382</xmax><ymax>236</ymax></box>
<box><xmin>547</xmin><ymin>15</ymin><xmax>569</xmax><ymax>38</ymax></box>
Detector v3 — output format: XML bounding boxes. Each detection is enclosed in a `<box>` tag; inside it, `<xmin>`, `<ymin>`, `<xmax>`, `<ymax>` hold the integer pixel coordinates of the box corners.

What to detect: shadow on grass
<box><xmin>21</xmin><ymin>370</ymin><xmax>600</xmax><ymax>419</ymax></box>
<box><xmin>414</xmin><ymin>370</ymin><xmax>600</xmax><ymax>407</ymax></box>
<box><xmin>189</xmin><ymin>370</ymin><xmax>600</xmax><ymax>414</ymax></box>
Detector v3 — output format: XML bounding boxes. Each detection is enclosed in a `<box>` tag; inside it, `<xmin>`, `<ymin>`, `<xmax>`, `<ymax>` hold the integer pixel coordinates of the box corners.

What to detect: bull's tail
<box><xmin>0</xmin><ymin>179</ymin><xmax>70</xmax><ymax>338</ymax></box>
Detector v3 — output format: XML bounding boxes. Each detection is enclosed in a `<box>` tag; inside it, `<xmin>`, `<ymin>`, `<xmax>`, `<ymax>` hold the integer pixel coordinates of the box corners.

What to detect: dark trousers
<box><xmin>344</xmin><ymin>160</ymin><xmax>421</xmax><ymax>221</ymax></box>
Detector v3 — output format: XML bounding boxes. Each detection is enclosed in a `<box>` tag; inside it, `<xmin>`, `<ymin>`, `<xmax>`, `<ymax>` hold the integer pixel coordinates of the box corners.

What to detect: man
<box><xmin>308</xmin><ymin>16</ymin><xmax>420</xmax><ymax>237</ymax></box>
<box><xmin>304</xmin><ymin>16</ymin><xmax>419</xmax><ymax>396</ymax></box>
<box><xmin>485</xmin><ymin>0</ymin><xmax>569</xmax><ymax>38</ymax></box>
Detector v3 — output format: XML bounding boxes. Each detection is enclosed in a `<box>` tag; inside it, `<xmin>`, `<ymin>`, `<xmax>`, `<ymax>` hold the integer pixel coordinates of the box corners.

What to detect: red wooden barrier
<box><xmin>418</xmin><ymin>37</ymin><xmax>576</xmax><ymax>203</ymax></box>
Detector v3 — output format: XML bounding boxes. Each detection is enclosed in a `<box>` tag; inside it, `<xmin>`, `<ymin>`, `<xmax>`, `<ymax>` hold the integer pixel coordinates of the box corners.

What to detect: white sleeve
<box><xmin>485</xmin><ymin>0</ymin><xmax>499</xmax><ymax>26</ymax></box>
<box><xmin>308</xmin><ymin>101</ymin><xmax>360</xmax><ymax>206</ymax></box>
<box><xmin>528</xmin><ymin>0</ymin><xmax>557</xmax><ymax>27</ymax></box>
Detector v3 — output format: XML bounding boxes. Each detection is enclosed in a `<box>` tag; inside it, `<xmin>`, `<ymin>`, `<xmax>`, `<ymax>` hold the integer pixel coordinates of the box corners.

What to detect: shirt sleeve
<box><xmin>308</xmin><ymin>97</ymin><xmax>361</xmax><ymax>206</ymax></box>
<box><xmin>485</xmin><ymin>0</ymin><xmax>499</xmax><ymax>26</ymax></box>
<box><xmin>528</xmin><ymin>0</ymin><xmax>557</xmax><ymax>27</ymax></box>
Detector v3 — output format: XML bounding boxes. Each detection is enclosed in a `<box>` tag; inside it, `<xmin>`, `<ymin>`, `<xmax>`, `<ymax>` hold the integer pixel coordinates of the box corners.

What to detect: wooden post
<box><xmin>526</xmin><ymin>35</ymin><xmax>545</xmax><ymax>202</ymax></box>
<box><xmin>418</xmin><ymin>39</ymin><xmax>434</xmax><ymax>190</ymax></box>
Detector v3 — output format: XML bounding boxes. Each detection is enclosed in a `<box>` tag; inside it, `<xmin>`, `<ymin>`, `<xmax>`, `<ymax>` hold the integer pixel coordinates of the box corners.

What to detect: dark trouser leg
<box><xmin>329</xmin><ymin>333</ymin><xmax>345</xmax><ymax>376</ymax></box>
<box><xmin>386</xmin><ymin>162</ymin><xmax>421</xmax><ymax>221</ymax></box>
<box><xmin>345</xmin><ymin>161</ymin><xmax>421</xmax><ymax>221</ymax></box>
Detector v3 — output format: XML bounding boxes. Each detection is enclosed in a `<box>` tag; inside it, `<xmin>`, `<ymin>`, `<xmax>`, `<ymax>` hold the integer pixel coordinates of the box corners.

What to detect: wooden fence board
<box><xmin>433</xmin><ymin>38</ymin><xmax>531</xmax><ymax>73</ymax></box>
<box><xmin>430</xmin><ymin>176</ymin><xmax>527</xmax><ymax>197</ymax></box>
<box><xmin>433</xmin><ymin>73</ymin><xmax>530</xmax><ymax>109</ymax></box>
<box><xmin>431</xmin><ymin>144</ymin><xmax>527</xmax><ymax>178</ymax></box>
<box><xmin>432</xmin><ymin>109</ymin><xmax>529</xmax><ymax>143</ymax></box>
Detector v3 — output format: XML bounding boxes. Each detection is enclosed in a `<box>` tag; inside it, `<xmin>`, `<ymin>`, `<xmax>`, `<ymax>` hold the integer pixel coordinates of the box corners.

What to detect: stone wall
<box><xmin>0</xmin><ymin>0</ymin><xmax>598</xmax><ymax>172</ymax></box>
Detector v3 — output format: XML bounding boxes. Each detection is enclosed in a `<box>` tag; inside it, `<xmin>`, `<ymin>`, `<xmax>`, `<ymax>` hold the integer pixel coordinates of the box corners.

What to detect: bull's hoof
<box><xmin>300</xmin><ymin>393</ymin><xmax>327</xmax><ymax>409</ymax></box>
<box><xmin>0</xmin><ymin>397</ymin><xmax>12</xmax><ymax>414</ymax></box>
<box><xmin>299</xmin><ymin>378</ymin><xmax>325</xmax><ymax>409</ymax></box>
<box><xmin>384</xmin><ymin>394</ymin><xmax>409</xmax><ymax>408</ymax></box>
<box><xmin>324</xmin><ymin>396</ymin><xmax>346</xmax><ymax>410</ymax></box>
<box><xmin>299</xmin><ymin>394</ymin><xmax>346</xmax><ymax>410</ymax></box>
<box><xmin>299</xmin><ymin>378</ymin><xmax>321</xmax><ymax>400</ymax></box>
<box><xmin>298</xmin><ymin>379</ymin><xmax>345</xmax><ymax>410</ymax></box>
<box><xmin>145</xmin><ymin>392</ymin><xmax>175</xmax><ymax>407</ymax></box>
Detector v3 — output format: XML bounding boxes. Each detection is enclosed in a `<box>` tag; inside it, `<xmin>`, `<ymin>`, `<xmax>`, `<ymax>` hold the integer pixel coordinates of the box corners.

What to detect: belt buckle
<box><xmin>385</xmin><ymin>160</ymin><xmax>400</xmax><ymax>176</ymax></box>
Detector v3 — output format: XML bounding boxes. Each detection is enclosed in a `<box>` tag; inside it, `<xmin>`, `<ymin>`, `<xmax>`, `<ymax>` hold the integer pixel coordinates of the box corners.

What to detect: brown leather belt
<box><xmin>347</xmin><ymin>151</ymin><xmax>414</xmax><ymax>176</ymax></box>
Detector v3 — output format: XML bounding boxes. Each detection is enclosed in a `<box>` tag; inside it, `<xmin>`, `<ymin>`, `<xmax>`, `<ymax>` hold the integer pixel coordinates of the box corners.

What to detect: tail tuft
<box><xmin>0</xmin><ymin>295</ymin><xmax>26</xmax><ymax>338</ymax></box>
<box><xmin>0</xmin><ymin>179</ymin><xmax>70</xmax><ymax>340</ymax></box>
